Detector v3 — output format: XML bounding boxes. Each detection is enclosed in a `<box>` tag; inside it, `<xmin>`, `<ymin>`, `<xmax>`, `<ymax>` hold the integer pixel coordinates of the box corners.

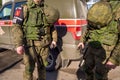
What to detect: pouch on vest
<box><xmin>26</xmin><ymin>27</ymin><xmax>46</xmax><ymax>40</ymax></box>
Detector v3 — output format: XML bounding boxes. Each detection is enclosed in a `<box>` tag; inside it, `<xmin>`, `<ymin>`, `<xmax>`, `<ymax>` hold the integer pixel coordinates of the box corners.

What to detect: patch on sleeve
<box><xmin>13</xmin><ymin>7</ymin><xmax>24</xmax><ymax>25</ymax></box>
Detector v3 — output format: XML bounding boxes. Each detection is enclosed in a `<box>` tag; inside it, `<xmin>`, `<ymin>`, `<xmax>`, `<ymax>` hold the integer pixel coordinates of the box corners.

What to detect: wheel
<box><xmin>46</xmin><ymin>47</ymin><xmax>61</xmax><ymax>71</ymax></box>
<box><xmin>46</xmin><ymin>51</ymin><xmax>56</xmax><ymax>71</ymax></box>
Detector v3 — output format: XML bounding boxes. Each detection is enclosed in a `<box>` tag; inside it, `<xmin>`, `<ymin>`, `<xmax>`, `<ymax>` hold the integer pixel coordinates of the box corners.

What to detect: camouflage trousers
<box><xmin>23</xmin><ymin>40</ymin><xmax>49</xmax><ymax>80</ymax></box>
<box><xmin>82</xmin><ymin>44</ymin><xmax>115</xmax><ymax>80</ymax></box>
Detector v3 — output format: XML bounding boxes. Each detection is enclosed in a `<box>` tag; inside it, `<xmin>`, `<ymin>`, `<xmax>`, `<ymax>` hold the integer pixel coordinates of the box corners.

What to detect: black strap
<box><xmin>31</xmin><ymin>40</ymin><xmax>44</xmax><ymax>80</ymax></box>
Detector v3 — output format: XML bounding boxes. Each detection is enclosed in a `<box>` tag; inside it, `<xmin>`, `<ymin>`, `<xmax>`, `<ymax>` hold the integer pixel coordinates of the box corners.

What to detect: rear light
<box><xmin>55</xmin><ymin>19</ymin><xmax>87</xmax><ymax>40</ymax></box>
<box><xmin>75</xmin><ymin>27</ymin><xmax>81</xmax><ymax>40</ymax></box>
<box><xmin>76</xmin><ymin>27</ymin><xmax>81</xmax><ymax>37</ymax></box>
<box><xmin>67</xmin><ymin>26</ymin><xmax>81</xmax><ymax>40</ymax></box>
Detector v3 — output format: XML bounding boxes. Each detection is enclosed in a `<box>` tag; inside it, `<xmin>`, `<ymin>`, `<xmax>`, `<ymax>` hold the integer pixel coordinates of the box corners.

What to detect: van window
<box><xmin>87</xmin><ymin>0</ymin><xmax>100</xmax><ymax>9</ymax></box>
<box><xmin>0</xmin><ymin>4</ymin><xmax>12</xmax><ymax>20</ymax></box>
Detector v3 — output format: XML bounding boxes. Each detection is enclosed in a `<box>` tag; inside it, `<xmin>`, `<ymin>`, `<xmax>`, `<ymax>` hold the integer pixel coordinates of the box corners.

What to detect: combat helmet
<box><xmin>87</xmin><ymin>1</ymin><xmax>113</xmax><ymax>28</ymax></box>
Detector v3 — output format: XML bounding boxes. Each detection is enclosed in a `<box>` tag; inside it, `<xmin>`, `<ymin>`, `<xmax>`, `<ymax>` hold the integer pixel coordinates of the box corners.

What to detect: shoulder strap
<box><xmin>21</xmin><ymin>4</ymin><xmax>29</xmax><ymax>24</ymax></box>
<box><xmin>40</xmin><ymin>6</ymin><xmax>49</xmax><ymax>27</ymax></box>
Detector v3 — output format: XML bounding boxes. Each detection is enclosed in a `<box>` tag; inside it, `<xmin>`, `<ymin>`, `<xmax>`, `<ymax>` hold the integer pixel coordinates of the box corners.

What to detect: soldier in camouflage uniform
<box><xmin>12</xmin><ymin>0</ymin><xmax>59</xmax><ymax>80</ymax></box>
<box><xmin>110</xmin><ymin>0</ymin><xmax>120</xmax><ymax>66</ymax></box>
<box><xmin>110</xmin><ymin>35</ymin><xmax>120</xmax><ymax>66</ymax></box>
<box><xmin>78</xmin><ymin>0</ymin><xmax>120</xmax><ymax>80</ymax></box>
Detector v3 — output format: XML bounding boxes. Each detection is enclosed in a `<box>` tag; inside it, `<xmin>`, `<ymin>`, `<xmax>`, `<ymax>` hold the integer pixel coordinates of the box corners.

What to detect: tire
<box><xmin>46</xmin><ymin>47</ymin><xmax>61</xmax><ymax>71</ymax></box>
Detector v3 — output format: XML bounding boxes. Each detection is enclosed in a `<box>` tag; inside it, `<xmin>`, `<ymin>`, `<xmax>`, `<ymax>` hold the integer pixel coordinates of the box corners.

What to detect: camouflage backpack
<box><xmin>87</xmin><ymin>1</ymin><xmax>113</xmax><ymax>28</ymax></box>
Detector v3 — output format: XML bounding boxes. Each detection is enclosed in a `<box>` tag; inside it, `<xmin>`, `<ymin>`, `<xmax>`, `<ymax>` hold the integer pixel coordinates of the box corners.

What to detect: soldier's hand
<box><xmin>50</xmin><ymin>41</ymin><xmax>57</xmax><ymax>49</ymax></box>
<box><xmin>16</xmin><ymin>46</ymin><xmax>24</xmax><ymax>55</ymax></box>
<box><xmin>106</xmin><ymin>61</ymin><xmax>117</xmax><ymax>70</ymax></box>
<box><xmin>77</xmin><ymin>42</ymin><xmax>84</xmax><ymax>49</ymax></box>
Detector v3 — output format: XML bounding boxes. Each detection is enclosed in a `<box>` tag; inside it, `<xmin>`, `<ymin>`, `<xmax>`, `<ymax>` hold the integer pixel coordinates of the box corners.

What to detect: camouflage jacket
<box><xmin>80</xmin><ymin>1</ymin><xmax>120</xmax><ymax>65</ymax></box>
<box><xmin>12</xmin><ymin>1</ymin><xmax>59</xmax><ymax>47</ymax></box>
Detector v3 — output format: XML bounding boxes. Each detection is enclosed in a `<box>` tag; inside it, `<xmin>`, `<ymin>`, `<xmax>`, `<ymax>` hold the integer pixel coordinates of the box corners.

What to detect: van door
<box><xmin>0</xmin><ymin>3</ymin><xmax>13</xmax><ymax>49</ymax></box>
<box><xmin>0</xmin><ymin>1</ymin><xmax>26</xmax><ymax>49</ymax></box>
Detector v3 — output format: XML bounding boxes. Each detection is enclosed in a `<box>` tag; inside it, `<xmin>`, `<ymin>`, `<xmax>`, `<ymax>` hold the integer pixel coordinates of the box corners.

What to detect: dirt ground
<box><xmin>0</xmin><ymin>61</ymin><xmax>120</xmax><ymax>80</ymax></box>
<box><xmin>0</xmin><ymin>61</ymin><xmax>38</xmax><ymax>80</ymax></box>
<box><xmin>108</xmin><ymin>66</ymin><xmax>120</xmax><ymax>80</ymax></box>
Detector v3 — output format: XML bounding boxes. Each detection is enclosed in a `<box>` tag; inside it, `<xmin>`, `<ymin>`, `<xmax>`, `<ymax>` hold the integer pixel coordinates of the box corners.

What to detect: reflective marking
<box><xmin>0</xmin><ymin>20</ymin><xmax>13</xmax><ymax>26</ymax></box>
<box><xmin>54</xmin><ymin>19</ymin><xmax>87</xmax><ymax>40</ymax></box>
<box><xmin>54</xmin><ymin>19</ymin><xmax>87</xmax><ymax>26</ymax></box>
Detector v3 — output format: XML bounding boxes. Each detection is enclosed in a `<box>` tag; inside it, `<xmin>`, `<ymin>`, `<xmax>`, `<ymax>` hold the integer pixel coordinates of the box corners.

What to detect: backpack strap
<box><xmin>40</xmin><ymin>6</ymin><xmax>49</xmax><ymax>27</ymax></box>
<box><xmin>21</xmin><ymin>4</ymin><xmax>29</xmax><ymax>24</ymax></box>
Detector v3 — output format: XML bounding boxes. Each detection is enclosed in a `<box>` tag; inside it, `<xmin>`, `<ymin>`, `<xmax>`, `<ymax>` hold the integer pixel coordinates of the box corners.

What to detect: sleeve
<box><xmin>50</xmin><ymin>25</ymin><xmax>57</xmax><ymax>42</ymax></box>
<box><xmin>12</xmin><ymin>24</ymin><xmax>24</xmax><ymax>47</ymax></box>
<box><xmin>12</xmin><ymin>7</ymin><xmax>24</xmax><ymax>47</ymax></box>
<box><xmin>13</xmin><ymin>7</ymin><xmax>24</xmax><ymax>25</ymax></box>
<box><xmin>80</xmin><ymin>25</ymin><xmax>89</xmax><ymax>43</ymax></box>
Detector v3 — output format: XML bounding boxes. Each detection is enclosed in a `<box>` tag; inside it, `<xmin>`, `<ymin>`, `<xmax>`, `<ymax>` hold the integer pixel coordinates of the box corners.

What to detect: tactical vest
<box><xmin>88</xmin><ymin>19</ymin><xmax>118</xmax><ymax>46</ymax></box>
<box><xmin>23</xmin><ymin>6</ymin><xmax>49</xmax><ymax>40</ymax></box>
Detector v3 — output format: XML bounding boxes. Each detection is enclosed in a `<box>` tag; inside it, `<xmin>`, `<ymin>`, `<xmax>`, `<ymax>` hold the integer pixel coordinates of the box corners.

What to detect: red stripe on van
<box><xmin>0</xmin><ymin>20</ymin><xmax>13</xmax><ymax>26</ymax></box>
<box><xmin>55</xmin><ymin>19</ymin><xmax>87</xmax><ymax>26</ymax></box>
<box><xmin>55</xmin><ymin>19</ymin><xmax>87</xmax><ymax>40</ymax></box>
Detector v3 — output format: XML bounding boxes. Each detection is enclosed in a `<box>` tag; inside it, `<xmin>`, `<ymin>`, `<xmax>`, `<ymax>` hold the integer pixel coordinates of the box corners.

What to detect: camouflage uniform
<box><xmin>109</xmin><ymin>0</ymin><xmax>120</xmax><ymax>65</ymax></box>
<box><xmin>12</xmin><ymin>0</ymin><xmax>59</xmax><ymax>80</ymax></box>
<box><xmin>80</xmin><ymin>1</ymin><xmax>120</xmax><ymax>80</ymax></box>
<box><xmin>110</xmin><ymin>35</ymin><xmax>120</xmax><ymax>66</ymax></box>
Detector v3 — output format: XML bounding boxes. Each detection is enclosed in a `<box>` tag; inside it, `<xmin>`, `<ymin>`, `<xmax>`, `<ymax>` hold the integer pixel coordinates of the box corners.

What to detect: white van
<box><xmin>0</xmin><ymin>0</ymin><xmax>87</xmax><ymax>71</ymax></box>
